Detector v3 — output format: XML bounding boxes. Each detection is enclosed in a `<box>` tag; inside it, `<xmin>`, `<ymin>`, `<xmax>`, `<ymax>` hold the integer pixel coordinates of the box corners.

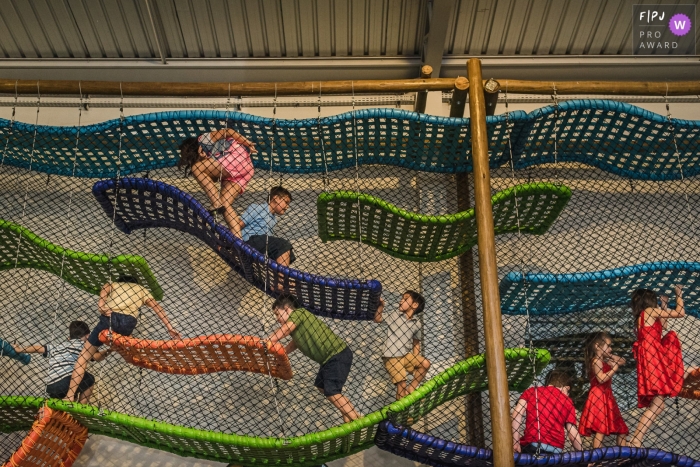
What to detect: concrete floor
<box><xmin>72</xmin><ymin>435</ymin><xmax>425</xmax><ymax>467</ymax></box>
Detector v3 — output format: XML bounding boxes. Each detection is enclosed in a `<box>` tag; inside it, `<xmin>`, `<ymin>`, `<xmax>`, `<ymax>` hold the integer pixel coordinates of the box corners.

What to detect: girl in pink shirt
<box><xmin>178</xmin><ymin>129</ymin><xmax>256</xmax><ymax>237</ymax></box>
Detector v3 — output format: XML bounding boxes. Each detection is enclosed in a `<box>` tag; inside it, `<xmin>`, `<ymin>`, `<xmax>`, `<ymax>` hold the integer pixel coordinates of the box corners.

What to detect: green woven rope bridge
<box><xmin>317</xmin><ymin>183</ymin><xmax>572</xmax><ymax>262</ymax></box>
<box><xmin>0</xmin><ymin>349</ymin><xmax>549</xmax><ymax>466</ymax></box>
<box><xmin>0</xmin><ymin>219</ymin><xmax>163</xmax><ymax>300</ymax></box>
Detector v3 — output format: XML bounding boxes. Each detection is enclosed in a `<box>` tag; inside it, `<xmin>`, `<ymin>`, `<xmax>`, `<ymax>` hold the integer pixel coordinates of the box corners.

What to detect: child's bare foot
<box><xmin>629</xmin><ymin>437</ymin><xmax>642</xmax><ymax>448</ymax></box>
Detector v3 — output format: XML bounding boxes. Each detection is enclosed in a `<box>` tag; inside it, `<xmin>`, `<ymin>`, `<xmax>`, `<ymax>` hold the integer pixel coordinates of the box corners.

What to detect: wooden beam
<box><xmin>2</xmin><ymin>77</ymin><xmax>699</xmax><ymax>97</ymax></box>
<box><xmin>498</xmin><ymin>79</ymin><xmax>700</xmax><ymax>95</ymax></box>
<box><xmin>414</xmin><ymin>65</ymin><xmax>433</xmax><ymax>113</ymax></box>
<box><xmin>467</xmin><ymin>58</ymin><xmax>514</xmax><ymax>467</ymax></box>
<box><xmin>0</xmin><ymin>78</ymin><xmax>458</xmax><ymax>97</ymax></box>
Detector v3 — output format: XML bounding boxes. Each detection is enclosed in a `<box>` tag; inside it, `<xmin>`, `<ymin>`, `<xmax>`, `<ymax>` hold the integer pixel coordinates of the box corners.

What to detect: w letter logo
<box><xmin>669</xmin><ymin>13</ymin><xmax>692</xmax><ymax>36</ymax></box>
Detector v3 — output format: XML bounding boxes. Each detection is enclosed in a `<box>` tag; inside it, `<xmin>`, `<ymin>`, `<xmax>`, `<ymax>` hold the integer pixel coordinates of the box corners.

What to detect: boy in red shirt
<box><xmin>511</xmin><ymin>370</ymin><xmax>583</xmax><ymax>454</ymax></box>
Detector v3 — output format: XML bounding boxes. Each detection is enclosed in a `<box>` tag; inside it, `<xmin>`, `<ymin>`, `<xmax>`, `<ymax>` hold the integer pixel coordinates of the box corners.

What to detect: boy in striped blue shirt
<box><xmin>14</xmin><ymin>321</ymin><xmax>111</xmax><ymax>404</ymax></box>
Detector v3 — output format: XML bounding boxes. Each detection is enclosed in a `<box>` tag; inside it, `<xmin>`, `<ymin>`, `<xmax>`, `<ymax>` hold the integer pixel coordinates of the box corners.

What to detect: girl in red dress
<box><xmin>630</xmin><ymin>286</ymin><xmax>698</xmax><ymax>447</ymax></box>
<box><xmin>579</xmin><ymin>332</ymin><xmax>629</xmax><ymax>448</ymax></box>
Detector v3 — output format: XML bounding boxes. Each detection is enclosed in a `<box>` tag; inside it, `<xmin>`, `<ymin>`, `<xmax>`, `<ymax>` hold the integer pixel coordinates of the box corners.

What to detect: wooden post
<box><xmin>467</xmin><ymin>58</ymin><xmax>514</xmax><ymax>467</ymax></box>
<box><xmin>451</xmin><ymin>76</ymin><xmax>485</xmax><ymax>446</ymax></box>
<box><xmin>414</xmin><ymin>65</ymin><xmax>433</xmax><ymax>113</ymax></box>
<box><xmin>484</xmin><ymin>78</ymin><xmax>501</xmax><ymax>116</ymax></box>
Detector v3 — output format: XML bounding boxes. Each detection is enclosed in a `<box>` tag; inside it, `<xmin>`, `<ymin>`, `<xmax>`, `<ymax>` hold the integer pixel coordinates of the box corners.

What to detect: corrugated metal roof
<box><xmin>0</xmin><ymin>0</ymin><xmax>429</xmax><ymax>58</ymax></box>
<box><xmin>444</xmin><ymin>0</ymin><xmax>700</xmax><ymax>56</ymax></box>
<box><xmin>0</xmin><ymin>0</ymin><xmax>697</xmax><ymax>82</ymax></box>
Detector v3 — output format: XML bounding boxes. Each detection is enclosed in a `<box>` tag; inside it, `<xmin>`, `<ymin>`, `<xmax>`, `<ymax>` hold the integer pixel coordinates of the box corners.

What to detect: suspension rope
<box><xmin>505</xmin><ymin>81</ymin><xmax>543</xmax><ymax>456</ymax></box>
<box><xmin>665</xmin><ymin>83</ymin><xmax>697</xmax><ymax>236</ymax></box>
<box><xmin>5</xmin><ymin>84</ymin><xmax>51</xmax><ymax>408</ymax></box>
<box><xmin>0</xmin><ymin>80</ymin><xmax>18</xmax><ymax>168</ymax></box>
<box><xmin>351</xmin><ymin>82</ymin><xmax>365</xmax><ymax>278</ymax></box>
<box><xmin>318</xmin><ymin>82</ymin><xmax>330</xmax><ymax>193</ymax></box>
<box><xmin>8</xmin><ymin>86</ymin><xmax>41</xmax><ymax>370</ymax></box>
<box><xmin>552</xmin><ymin>84</ymin><xmax>559</xmax><ymax>166</ymax></box>
<box><xmin>260</xmin><ymin>83</ymin><xmax>286</xmax><ymax>437</ymax></box>
<box><xmin>45</xmin><ymin>86</ymin><xmax>85</xmax><ymax>404</ymax></box>
<box><xmin>11</xmin><ymin>83</ymin><xmax>41</xmax><ymax>270</ymax></box>
<box><xmin>94</xmin><ymin>83</ymin><xmax>128</xmax><ymax>412</ymax></box>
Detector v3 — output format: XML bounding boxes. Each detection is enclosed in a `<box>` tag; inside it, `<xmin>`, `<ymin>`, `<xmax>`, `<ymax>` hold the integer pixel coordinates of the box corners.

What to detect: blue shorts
<box><xmin>87</xmin><ymin>313</ymin><xmax>137</xmax><ymax>347</ymax></box>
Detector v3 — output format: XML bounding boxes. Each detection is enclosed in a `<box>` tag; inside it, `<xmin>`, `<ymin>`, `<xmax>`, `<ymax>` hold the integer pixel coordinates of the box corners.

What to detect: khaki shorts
<box><xmin>384</xmin><ymin>353</ymin><xmax>427</xmax><ymax>384</ymax></box>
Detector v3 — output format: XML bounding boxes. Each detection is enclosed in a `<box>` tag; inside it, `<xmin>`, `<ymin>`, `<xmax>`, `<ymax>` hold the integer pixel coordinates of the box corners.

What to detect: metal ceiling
<box><xmin>0</xmin><ymin>0</ymin><xmax>697</xmax><ymax>82</ymax></box>
<box><xmin>0</xmin><ymin>0</ymin><xmax>428</xmax><ymax>59</ymax></box>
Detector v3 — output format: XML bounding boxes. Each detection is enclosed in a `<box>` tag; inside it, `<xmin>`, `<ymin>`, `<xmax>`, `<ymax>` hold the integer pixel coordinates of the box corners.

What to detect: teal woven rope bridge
<box><xmin>0</xmin><ymin>108</ymin><xmax>518</xmax><ymax>177</ymax></box>
<box><xmin>2</xmin><ymin>101</ymin><xmax>698</xmax><ymax>180</ymax></box>
<box><xmin>0</xmin><ymin>349</ymin><xmax>550</xmax><ymax>466</ymax></box>
<box><xmin>499</xmin><ymin>261</ymin><xmax>700</xmax><ymax>317</ymax></box>
<box><xmin>317</xmin><ymin>183</ymin><xmax>572</xmax><ymax>262</ymax></box>
<box><xmin>0</xmin><ymin>219</ymin><xmax>163</xmax><ymax>300</ymax></box>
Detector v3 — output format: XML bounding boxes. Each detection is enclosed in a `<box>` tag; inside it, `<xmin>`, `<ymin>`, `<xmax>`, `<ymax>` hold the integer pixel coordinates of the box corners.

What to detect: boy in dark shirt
<box><xmin>511</xmin><ymin>369</ymin><xmax>583</xmax><ymax>454</ymax></box>
<box><xmin>266</xmin><ymin>294</ymin><xmax>359</xmax><ymax>423</ymax></box>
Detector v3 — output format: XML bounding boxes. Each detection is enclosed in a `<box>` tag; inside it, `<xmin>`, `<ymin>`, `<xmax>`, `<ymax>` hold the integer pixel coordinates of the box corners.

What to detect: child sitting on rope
<box><xmin>374</xmin><ymin>291</ymin><xmax>431</xmax><ymax>400</ymax></box>
<box><xmin>241</xmin><ymin>186</ymin><xmax>294</xmax><ymax>267</ymax></box>
<box><xmin>266</xmin><ymin>294</ymin><xmax>359</xmax><ymax>423</ymax></box>
<box><xmin>64</xmin><ymin>276</ymin><xmax>181</xmax><ymax>403</ymax></box>
<box><xmin>511</xmin><ymin>369</ymin><xmax>583</xmax><ymax>455</ymax></box>
<box><xmin>13</xmin><ymin>321</ymin><xmax>111</xmax><ymax>404</ymax></box>
<box><xmin>178</xmin><ymin>128</ymin><xmax>257</xmax><ymax>238</ymax></box>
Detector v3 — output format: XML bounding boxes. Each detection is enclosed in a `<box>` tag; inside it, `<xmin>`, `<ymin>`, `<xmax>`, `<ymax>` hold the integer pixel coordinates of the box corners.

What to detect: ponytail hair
<box><xmin>631</xmin><ymin>288</ymin><xmax>657</xmax><ymax>332</ymax></box>
<box><xmin>177</xmin><ymin>137</ymin><xmax>200</xmax><ymax>171</ymax></box>
<box><xmin>584</xmin><ymin>331</ymin><xmax>611</xmax><ymax>377</ymax></box>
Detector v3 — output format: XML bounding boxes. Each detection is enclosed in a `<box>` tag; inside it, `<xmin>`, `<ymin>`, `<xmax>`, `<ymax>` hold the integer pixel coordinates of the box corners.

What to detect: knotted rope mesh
<box><xmin>0</xmin><ymin>97</ymin><xmax>698</xmax><ymax>466</ymax></box>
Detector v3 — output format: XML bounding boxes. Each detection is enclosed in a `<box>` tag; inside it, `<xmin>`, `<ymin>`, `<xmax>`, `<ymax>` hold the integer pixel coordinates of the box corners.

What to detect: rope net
<box><xmin>0</xmin><ymin>98</ymin><xmax>698</xmax><ymax>466</ymax></box>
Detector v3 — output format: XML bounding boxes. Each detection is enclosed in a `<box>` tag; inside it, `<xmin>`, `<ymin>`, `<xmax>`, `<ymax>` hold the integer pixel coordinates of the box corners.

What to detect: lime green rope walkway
<box><xmin>317</xmin><ymin>183</ymin><xmax>572</xmax><ymax>262</ymax></box>
<box><xmin>0</xmin><ymin>219</ymin><xmax>163</xmax><ymax>300</ymax></box>
<box><xmin>0</xmin><ymin>349</ymin><xmax>549</xmax><ymax>466</ymax></box>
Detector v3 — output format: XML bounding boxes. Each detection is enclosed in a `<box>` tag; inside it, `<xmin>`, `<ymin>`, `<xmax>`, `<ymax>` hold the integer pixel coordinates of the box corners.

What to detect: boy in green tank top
<box><xmin>267</xmin><ymin>294</ymin><xmax>359</xmax><ymax>423</ymax></box>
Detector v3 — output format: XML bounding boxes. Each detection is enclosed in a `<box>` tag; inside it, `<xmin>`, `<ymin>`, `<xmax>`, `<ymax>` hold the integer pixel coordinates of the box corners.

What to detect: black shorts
<box><xmin>521</xmin><ymin>443</ymin><xmax>561</xmax><ymax>455</ymax></box>
<box><xmin>247</xmin><ymin>235</ymin><xmax>296</xmax><ymax>264</ymax></box>
<box><xmin>87</xmin><ymin>313</ymin><xmax>138</xmax><ymax>347</ymax></box>
<box><xmin>46</xmin><ymin>372</ymin><xmax>95</xmax><ymax>399</ymax></box>
<box><xmin>314</xmin><ymin>346</ymin><xmax>353</xmax><ymax>397</ymax></box>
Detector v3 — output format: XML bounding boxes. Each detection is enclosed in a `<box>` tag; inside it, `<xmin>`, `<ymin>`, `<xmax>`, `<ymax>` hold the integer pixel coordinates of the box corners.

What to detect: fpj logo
<box><xmin>633</xmin><ymin>5</ymin><xmax>695</xmax><ymax>55</ymax></box>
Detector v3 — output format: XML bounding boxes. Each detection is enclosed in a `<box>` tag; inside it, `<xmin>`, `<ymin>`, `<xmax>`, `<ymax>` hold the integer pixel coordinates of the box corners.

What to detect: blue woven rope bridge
<box><xmin>499</xmin><ymin>261</ymin><xmax>700</xmax><ymax>317</ymax></box>
<box><xmin>2</xmin><ymin>101</ymin><xmax>699</xmax><ymax>180</ymax></box>
<box><xmin>375</xmin><ymin>421</ymin><xmax>700</xmax><ymax>467</ymax></box>
<box><xmin>92</xmin><ymin>178</ymin><xmax>382</xmax><ymax>320</ymax></box>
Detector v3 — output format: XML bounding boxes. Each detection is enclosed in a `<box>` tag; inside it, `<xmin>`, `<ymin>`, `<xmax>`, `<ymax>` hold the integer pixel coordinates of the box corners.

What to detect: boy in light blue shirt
<box><xmin>241</xmin><ymin>186</ymin><xmax>294</xmax><ymax>266</ymax></box>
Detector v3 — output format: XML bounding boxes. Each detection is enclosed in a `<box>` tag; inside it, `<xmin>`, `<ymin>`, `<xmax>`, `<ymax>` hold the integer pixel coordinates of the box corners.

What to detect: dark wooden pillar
<box><xmin>451</xmin><ymin>76</ymin><xmax>485</xmax><ymax>447</ymax></box>
<box><xmin>414</xmin><ymin>65</ymin><xmax>433</xmax><ymax>113</ymax></box>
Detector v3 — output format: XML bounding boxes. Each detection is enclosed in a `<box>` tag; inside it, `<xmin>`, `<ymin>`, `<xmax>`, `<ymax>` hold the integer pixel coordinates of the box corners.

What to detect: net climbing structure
<box><xmin>0</xmin><ymin>94</ymin><xmax>699</xmax><ymax>467</ymax></box>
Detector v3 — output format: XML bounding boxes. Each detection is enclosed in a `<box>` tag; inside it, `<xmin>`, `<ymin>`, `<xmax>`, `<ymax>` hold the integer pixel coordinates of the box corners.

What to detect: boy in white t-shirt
<box><xmin>374</xmin><ymin>290</ymin><xmax>431</xmax><ymax>400</ymax></box>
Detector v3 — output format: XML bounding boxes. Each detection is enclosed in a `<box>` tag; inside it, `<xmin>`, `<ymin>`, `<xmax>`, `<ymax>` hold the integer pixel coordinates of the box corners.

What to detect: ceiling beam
<box><xmin>0</xmin><ymin>56</ymin><xmax>697</xmax><ymax>84</ymax></box>
<box><xmin>144</xmin><ymin>0</ymin><xmax>167</xmax><ymax>65</ymax></box>
<box><xmin>422</xmin><ymin>0</ymin><xmax>457</xmax><ymax>77</ymax></box>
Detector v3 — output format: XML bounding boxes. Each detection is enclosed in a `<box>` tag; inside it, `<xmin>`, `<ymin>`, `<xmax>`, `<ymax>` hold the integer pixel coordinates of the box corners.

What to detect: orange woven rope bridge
<box><xmin>3</xmin><ymin>407</ymin><xmax>88</xmax><ymax>467</ymax></box>
<box><xmin>98</xmin><ymin>331</ymin><xmax>293</xmax><ymax>380</ymax></box>
<box><xmin>680</xmin><ymin>367</ymin><xmax>700</xmax><ymax>400</ymax></box>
